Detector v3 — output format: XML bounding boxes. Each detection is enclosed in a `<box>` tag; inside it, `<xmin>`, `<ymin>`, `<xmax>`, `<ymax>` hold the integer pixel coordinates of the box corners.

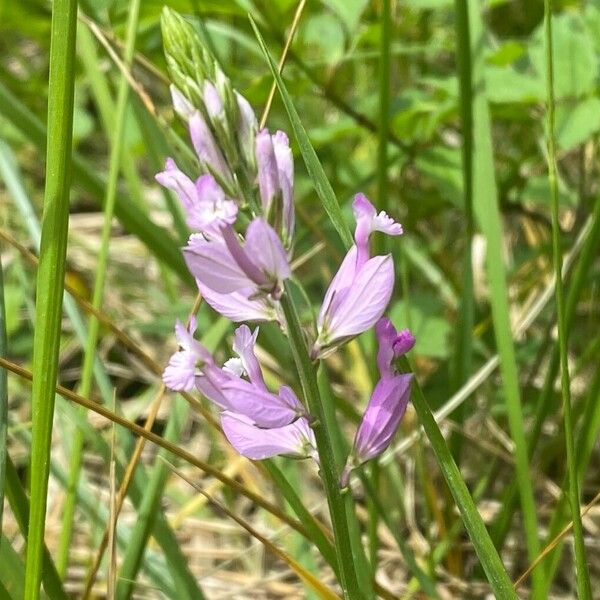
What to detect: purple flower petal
<box><xmin>196</xmin><ymin>279</ymin><xmax>280</xmax><ymax>323</ymax></box>
<box><xmin>353</xmin><ymin>373</ymin><xmax>412</xmax><ymax>463</ymax></box>
<box><xmin>170</xmin><ymin>85</ymin><xmax>195</xmax><ymax>120</ymax></box>
<box><xmin>189</xmin><ymin>111</ymin><xmax>232</xmax><ymax>184</ymax></box>
<box><xmin>202</xmin><ymin>81</ymin><xmax>224</xmax><ymax>120</ymax></box>
<box><xmin>376</xmin><ymin>318</ymin><xmax>416</xmax><ymax>378</ymax></box>
<box><xmin>184</xmin><ymin>234</ymin><xmax>258</xmax><ymax>294</ymax></box>
<box><xmin>155</xmin><ymin>158</ymin><xmax>197</xmax><ymax>214</ymax></box>
<box><xmin>219</xmin><ymin>377</ymin><xmax>304</xmax><ymax>428</ymax></box>
<box><xmin>256</xmin><ymin>129</ymin><xmax>280</xmax><ymax>214</ymax></box>
<box><xmin>221</xmin><ymin>412</ymin><xmax>316</xmax><ymax>460</ymax></box>
<box><xmin>315</xmin><ymin>254</ymin><xmax>394</xmax><ymax>357</ymax></box>
<box><xmin>232</xmin><ymin>325</ymin><xmax>267</xmax><ymax>390</ymax></box>
<box><xmin>162</xmin><ymin>318</ymin><xmax>212</xmax><ymax>391</ymax></box>
<box><xmin>244</xmin><ymin>218</ymin><xmax>291</xmax><ymax>285</ymax></box>
<box><xmin>272</xmin><ymin>130</ymin><xmax>295</xmax><ymax>243</ymax></box>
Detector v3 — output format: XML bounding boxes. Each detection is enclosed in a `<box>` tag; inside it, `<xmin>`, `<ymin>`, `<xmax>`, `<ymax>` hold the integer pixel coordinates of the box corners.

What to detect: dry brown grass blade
<box><xmin>166</xmin><ymin>460</ymin><xmax>342</xmax><ymax>600</ymax></box>
<box><xmin>0</xmin><ymin>355</ymin><xmax>314</xmax><ymax>542</ymax></box>
<box><xmin>514</xmin><ymin>487</ymin><xmax>600</xmax><ymax>589</ymax></box>
<box><xmin>259</xmin><ymin>0</ymin><xmax>307</xmax><ymax>129</ymax></box>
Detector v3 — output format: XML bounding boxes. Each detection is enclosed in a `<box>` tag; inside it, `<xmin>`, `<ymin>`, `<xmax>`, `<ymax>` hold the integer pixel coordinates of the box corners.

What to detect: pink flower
<box><xmin>162</xmin><ymin>317</ymin><xmax>213</xmax><ymax>391</ymax></box>
<box><xmin>156</xmin><ymin>164</ymin><xmax>237</xmax><ymax>235</ymax></box>
<box><xmin>221</xmin><ymin>411</ymin><xmax>317</xmax><ymax>461</ymax></box>
<box><xmin>340</xmin><ymin>318</ymin><xmax>414</xmax><ymax>487</ymax></box>
<box><xmin>183</xmin><ymin>218</ymin><xmax>291</xmax><ymax>300</ymax></box>
<box><xmin>312</xmin><ymin>194</ymin><xmax>403</xmax><ymax>358</ymax></box>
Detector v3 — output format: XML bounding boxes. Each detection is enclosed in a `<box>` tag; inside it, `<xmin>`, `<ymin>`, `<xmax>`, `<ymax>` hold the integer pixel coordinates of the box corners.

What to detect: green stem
<box><xmin>400</xmin><ymin>357</ymin><xmax>517</xmax><ymax>599</ymax></box>
<box><xmin>376</xmin><ymin>0</ymin><xmax>391</xmax><ymax>258</ymax></box>
<box><xmin>24</xmin><ymin>0</ymin><xmax>78</xmax><ymax>597</ymax></box>
<box><xmin>279</xmin><ymin>281</ymin><xmax>364</xmax><ymax>600</ymax></box>
<box><xmin>0</xmin><ymin>255</ymin><xmax>7</xmax><ymax>539</ymax></box>
<box><xmin>543</xmin><ymin>3</ymin><xmax>591</xmax><ymax>596</ymax></box>
<box><xmin>56</xmin><ymin>0</ymin><xmax>141</xmax><ymax>576</ymax></box>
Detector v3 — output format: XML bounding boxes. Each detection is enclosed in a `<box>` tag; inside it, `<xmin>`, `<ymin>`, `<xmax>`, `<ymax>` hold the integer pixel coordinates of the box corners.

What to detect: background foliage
<box><xmin>1</xmin><ymin>0</ymin><xmax>600</xmax><ymax>597</ymax></box>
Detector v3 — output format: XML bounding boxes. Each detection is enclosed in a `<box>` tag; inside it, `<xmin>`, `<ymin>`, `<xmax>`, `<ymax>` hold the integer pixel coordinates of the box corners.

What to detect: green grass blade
<box><xmin>450</xmin><ymin>0</ymin><xmax>475</xmax><ymax>459</ymax></box>
<box><xmin>0</xmin><ymin>252</ymin><xmax>7</xmax><ymax>539</ymax></box>
<box><xmin>57</xmin><ymin>0</ymin><xmax>142</xmax><ymax>575</ymax></box>
<box><xmin>249</xmin><ymin>17</ymin><xmax>353</xmax><ymax>250</ymax></box>
<box><xmin>24</xmin><ymin>0</ymin><xmax>78</xmax><ymax>596</ymax></box>
<box><xmin>0</xmin><ymin>80</ymin><xmax>190</xmax><ymax>283</ymax></box>
<box><xmin>466</xmin><ymin>1</ymin><xmax>542</xmax><ymax>594</ymax></box>
<box><xmin>5</xmin><ymin>456</ymin><xmax>68</xmax><ymax>600</ymax></box>
<box><xmin>401</xmin><ymin>357</ymin><xmax>517</xmax><ymax>599</ymax></box>
<box><xmin>1</xmin><ymin>534</ymin><xmax>26</xmax><ymax>599</ymax></box>
<box><xmin>543</xmin><ymin>3</ymin><xmax>591</xmax><ymax>596</ymax></box>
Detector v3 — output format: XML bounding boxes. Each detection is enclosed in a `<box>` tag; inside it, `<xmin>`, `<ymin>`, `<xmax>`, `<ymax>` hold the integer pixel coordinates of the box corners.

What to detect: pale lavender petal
<box><xmin>223</xmin><ymin>357</ymin><xmax>244</xmax><ymax>377</ymax></box>
<box><xmin>273</xmin><ymin>130</ymin><xmax>294</xmax><ymax>241</ymax></box>
<box><xmin>372</xmin><ymin>211</ymin><xmax>403</xmax><ymax>236</ymax></box>
<box><xmin>317</xmin><ymin>245</ymin><xmax>358</xmax><ymax>332</ymax></box>
<box><xmin>184</xmin><ymin>235</ymin><xmax>257</xmax><ymax>294</ymax></box>
<box><xmin>244</xmin><ymin>218</ymin><xmax>291</xmax><ymax>284</ymax></box>
<box><xmin>187</xmin><ymin>174</ymin><xmax>237</xmax><ymax>233</ymax></box>
<box><xmin>353</xmin><ymin>373</ymin><xmax>412</xmax><ymax>463</ymax></box>
<box><xmin>220</xmin><ymin>378</ymin><xmax>303</xmax><ymax>427</ymax></box>
<box><xmin>163</xmin><ymin>318</ymin><xmax>212</xmax><ymax>391</ymax></box>
<box><xmin>375</xmin><ymin>317</ymin><xmax>398</xmax><ymax>378</ymax></box>
<box><xmin>232</xmin><ymin>325</ymin><xmax>267</xmax><ymax>390</ymax></box>
<box><xmin>236</xmin><ymin>92</ymin><xmax>257</xmax><ymax>166</ymax></box>
<box><xmin>220</xmin><ymin>224</ymin><xmax>270</xmax><ymax>287</ymax></box>
<box><xmin>352</xmin><ymin>193</ymin><xmax>377</xmax><ymax>251</ymax></box>
<box><xmin>155</xmin><ymin>158</ymin><xmax>197</xmax><ymax>215</ymax></box>
<box><xmin>256</xmin><ymin>129</ymin><xmax>279</xmax><ymax>213</ymax></box>
<box><xmin>221</xmin><ymin>412</ymin><xmax>315</xmax><ymax>460</ymax></box>
<box><xmin>163</xmin><ymin>350</ymin><xmax>197</xmax><ymax>391</ymax></box>
<box><xmin>316</xmin><ymin>255</ymin><xmax>394</xmax><ymax>354</ymax></box>
<box><xmin>278</xmin><ymin>385</ymin><xmax>305</xmax><ymax>413</ymax></box>
<box><xmin>170</xmin><ymin>85</ymin><xmax>195</xmax><ymax>120</ymax></box>
<box><xmin>195</xmin><ymin>366</ymin><xmax>233</xmax><ymax>410</ymax></box>
<box><xmin>393</xmin><ymin>329</ymin><xmax>416</xmax><ymax>356</ymax></box>
<box><xmin>196</xmin><ymin>279</ymin><xmax>280</xmax><ymax>323</ymax></box>
<box><xmin>189</xmin><ymin>111</ymin><xmax>231</xmax><ymax>182</ymax></box>
<box><xmin>202</xmin><ymin>80</ymin><xmax>224</xmax><ymax>120</ymax></box>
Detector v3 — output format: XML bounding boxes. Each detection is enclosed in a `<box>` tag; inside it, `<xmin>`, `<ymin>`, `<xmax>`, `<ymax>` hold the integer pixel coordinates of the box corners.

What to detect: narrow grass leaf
<box><xmin>5</xmin><ymin>457</ymin><xmax>68</xmax><ymax>600</ymax></box>
<box><xmin>24</xmin><ymin>0</ymin><xmax>78</xmax><ymax>596</ymax></box>
<box><xmin>401</xmin><ymin>357</ymin><xmax>517</xmax><ymax>599</ymax></box>
<box><xmin>0</xmin><ymin>253</ymin><xmax>7</xmax><ymax>538</ymax></box>
<box><xmin>543</xmin><ymin>3</ymin><xmax>591</xmax><ymax>596</ymax></box>
<box><xmin>466</xmin><ymin>1</ymin><xmax>542</xmax><ymax>595</ymax></box>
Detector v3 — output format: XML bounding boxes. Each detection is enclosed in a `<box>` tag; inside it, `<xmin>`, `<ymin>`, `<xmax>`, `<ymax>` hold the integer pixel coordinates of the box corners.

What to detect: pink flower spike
<box><xmin>221</xmin><ymin>412</ymin><xmax>317</xmax><ymax>461</ymax></box>
<box><xmin>162</xmin><ymin>317</ymin><xmax>212</xmax><ymax>391</ymax></box>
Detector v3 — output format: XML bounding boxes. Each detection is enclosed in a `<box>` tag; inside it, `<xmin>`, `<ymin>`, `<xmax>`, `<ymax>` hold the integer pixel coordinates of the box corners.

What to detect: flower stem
<box><xmin>279</xmin><ymin>281</ymin><xmax>365</xmax><ymax>600</ymax></box>
<box><xmin>543</xmin><ymin>2</ymin><xmax>591</xmax><ymax>596</ymax></box>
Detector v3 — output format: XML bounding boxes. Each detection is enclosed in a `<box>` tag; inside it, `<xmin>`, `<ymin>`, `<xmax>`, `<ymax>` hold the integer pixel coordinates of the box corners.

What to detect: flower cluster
<box><xmin>159</xmin><ymin>12</ymin><xmax>415</xmax><ymax>486</ymax></box>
